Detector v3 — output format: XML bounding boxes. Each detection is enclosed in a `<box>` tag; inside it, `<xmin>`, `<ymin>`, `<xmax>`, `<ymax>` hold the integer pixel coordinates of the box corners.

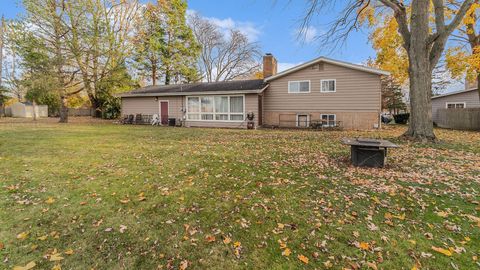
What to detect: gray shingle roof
<box><xmin>122</xmin><ymin>80</ymin><xmax>266</xmax><ymax>97</ymax></box>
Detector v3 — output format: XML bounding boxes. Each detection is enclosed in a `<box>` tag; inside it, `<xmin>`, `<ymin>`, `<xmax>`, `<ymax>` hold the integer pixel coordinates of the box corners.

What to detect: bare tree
<box><xmin>0</xmin><ymin>16</ymin><xmax>4</xmax><ymax>88</ymax></box>
<box><xmin>189</xmin><ymin>13</ymin><xmax>261</xmax><ymax>82</ymax></box>
<box><xmin>65</xmin><ymin>0</ymin><xmax>139</xmax><ymax>117</ymax></box>
<box><xmin>300</xmin><ymin>0</ymin><xmax>474</xmax><ymax>141</ymax></box>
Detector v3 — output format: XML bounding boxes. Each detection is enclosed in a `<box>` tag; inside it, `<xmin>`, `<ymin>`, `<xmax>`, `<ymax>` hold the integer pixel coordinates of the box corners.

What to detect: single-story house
<box><xmin>431</xmin><ymin>88</ymin><xmax>480</xmax><ymax>130</ymax></box>
<box><xmin>8</xmin><ymin>102</ymin><xmax>48</xmax><ymax>118</ymax></box>
<box><xmin>120</xmin><ymin>54</ymin><xmax>389</xmax><ymax>129</ymax></box>
<box><xmin>431</xmin><ymin>88</ymin><xmax>480</xmax><ymax>124</ymax></box>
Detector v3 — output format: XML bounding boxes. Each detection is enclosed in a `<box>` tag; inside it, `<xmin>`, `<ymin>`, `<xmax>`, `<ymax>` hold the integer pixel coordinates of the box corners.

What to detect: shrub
<box><xmin>393</xmin><ymin>113</ymin><xmax>410</xmax><ymax>124</ymax></box>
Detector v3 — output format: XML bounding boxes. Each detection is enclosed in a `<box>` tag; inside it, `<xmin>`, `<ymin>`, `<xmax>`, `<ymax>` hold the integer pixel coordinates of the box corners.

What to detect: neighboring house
<box><xmin>120</xmin><ymin>54</ymin><xmax>389</xmax><ymax>129</ymax></box>
<box><xmin>7</xmin><ymin>102</ymin><xmax>48</xmax><ymax>118</ymax></box>
<box><xmin>431</xmin><ymin>88</ymin><xmax>480</xmax><ymax>124</ymax></box>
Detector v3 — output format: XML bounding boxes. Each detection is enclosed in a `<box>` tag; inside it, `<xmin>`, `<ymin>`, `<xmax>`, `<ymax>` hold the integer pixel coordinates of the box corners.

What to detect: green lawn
<box><xmin>0</xmin><ymin>121</ymin><xmax>479</xmax><ymax>269</ymax></box>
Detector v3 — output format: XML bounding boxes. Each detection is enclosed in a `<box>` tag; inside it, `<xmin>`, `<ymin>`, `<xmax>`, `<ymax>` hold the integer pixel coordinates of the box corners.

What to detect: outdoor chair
<box><xmin>151</xmin><ymin>114</ymin><xmax>160</xmax><ymax>125</ymax></box>
<box><xmin>135</xmin><ymin>114</ymin><xmax>143</xmax><ymax>125</ymax></box>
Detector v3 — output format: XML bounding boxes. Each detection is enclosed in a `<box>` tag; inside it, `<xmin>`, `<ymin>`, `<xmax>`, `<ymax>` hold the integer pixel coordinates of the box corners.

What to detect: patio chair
<box><xmin>151</xmin><ymin>114</ymin><xmax>160</xmax><ymax>126</ymax></box>
<box><xmin>125</xmin><ymin>114</ymin><xmax>134</xmax><ymax>124</ymax></box>
<box><xmin>135</xmin><ymin>114</ymin><xmax>143</xmax><ymax>125</ymax></box>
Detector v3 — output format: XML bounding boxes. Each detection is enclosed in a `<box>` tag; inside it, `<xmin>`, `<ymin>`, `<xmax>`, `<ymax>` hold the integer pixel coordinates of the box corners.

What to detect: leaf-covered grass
<box><xmin>0</xmin><ymin>121</ymin><xmax>479</xmax><ymax>269</ymax></box>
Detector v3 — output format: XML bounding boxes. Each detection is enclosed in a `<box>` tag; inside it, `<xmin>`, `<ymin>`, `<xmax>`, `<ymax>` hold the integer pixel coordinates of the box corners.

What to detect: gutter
<box><xmin>117</xmin><ymin>88</ymin><xmax>266</xmax><ymax>98</ymax></box>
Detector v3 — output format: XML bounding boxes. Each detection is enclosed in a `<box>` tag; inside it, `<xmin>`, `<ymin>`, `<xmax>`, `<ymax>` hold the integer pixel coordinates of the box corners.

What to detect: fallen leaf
<box><xmin>119</xmin><ymin>225</ymin><xmax>127</xmax><ymax>233</ymax></box>
<box><xmin>233</xmin><ymin>241</ymin><xmax>241</xmax><ymax>248</ymax></box>
<box><xmin>282</xmin><ymin>248</ymin><xmax>291</xmax><ymax>257</ymax></box>
<box><xmin>367</xmin><ymin>261</ymin><xmax>378</xmax><ymax>270</ymax></box>
<box><xmin>13</xmin><ymin>261</ymin><xmax>36</xmax><ymax>270</ymax></box>
<box><xmin>298</xmin><ymin>254</ymin><xmax>309</xmax><ymax>264</ymax></box>
<box><xmin>45</xmin><ymin>197</ymin><xmax>55</xmax><ymax>204</ymax></box>
<box><xmin>323</xmin><ymin>260</ymin><xmax>333</xmax><ymax>268</ymax></box>
<box><xmin>16</xmin><ymin>232</ymin><xmax>29</xmax><ymax>240</ymax></box>
<box><xmin>120</xmin><ymin>198</ymin><xmax>130</xmax><ymax>204</ymax></box>
<box><xmin>436</xmin><ymin>211</ymin><xmax>448</xmax><ymax>218</ymax></box>
<box><xmin>37</xmin><ymin>235</ymin><xmax>48</xmax><ymax>241</ymax></box>
<box><xmin>50</xmin><ymin>253</ymin><xmax>64</xmax><ymax>261</ymax></box>
<box><xmin>51</xmin><ymin>264</ymin><xmax>61</xmax><ymax>270</ymax></box>
<box><xmin>0</xmin><ymin>242</ymin><xmax>4</xmax><ymax>250</ymax></box>
<box><xmin>222</xmin><ymin>236</ymin><xmax>231</xmax><ymax>244</ymax></box>
<box><xmin>64</xmin><ymin>249</ymin><xmax>74</xmax><ymax>255</ymax></box>
<box><xmin>432</xmin><ymin>246</ymin><xmax>453</xmax><ymax>256</ymax></box>
<box><xmin>179</xmin><ymin>260</ymin><xmax>188</xmax><ymax>270</ymax></box>
<box><xmin>359</xmin><ymin>242</ymin><xmax>370</xmax><ymax>250</ymax></box>
<box><xmin>205</xmin><ymin>235</ymin><xmax>216</xmax><ymax>243</ymax></box>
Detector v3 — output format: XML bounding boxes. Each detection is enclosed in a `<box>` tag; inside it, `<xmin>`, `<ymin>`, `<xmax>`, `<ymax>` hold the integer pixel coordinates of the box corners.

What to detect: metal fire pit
<box><xmin>341</xmin><ymin>138</ymin><xmax>399</xmax><ymax>168</ymax></box>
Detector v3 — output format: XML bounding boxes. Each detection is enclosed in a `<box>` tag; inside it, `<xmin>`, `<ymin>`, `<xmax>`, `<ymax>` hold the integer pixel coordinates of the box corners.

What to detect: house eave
<box><xmin>264</xmin><ymin>56</ymin><xmax>390</xmax><ymax>82</ymax></box>
<box><xmin>431</xmin><ymin>88</ymin><xmax>477</xmax><ymax>99</ymax></box>
<box><xmin>118</xmin><ymin>88</ymin><xmax>266</xmax><ymax>98</ymax></box>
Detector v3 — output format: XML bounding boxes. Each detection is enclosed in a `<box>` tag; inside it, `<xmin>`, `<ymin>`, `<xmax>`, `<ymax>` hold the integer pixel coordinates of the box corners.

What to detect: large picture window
<box><xmin>187</xmin><ymin>95</ymin><xmax>245</xmax><ymax>121</ymax></box>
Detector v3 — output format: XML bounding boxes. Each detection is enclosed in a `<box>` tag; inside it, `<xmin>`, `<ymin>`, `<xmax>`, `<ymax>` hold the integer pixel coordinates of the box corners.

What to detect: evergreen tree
<box><xmin>161</xmin><ymin>0</ymin><xmax>200</xmax><ymax>84</ymax></box>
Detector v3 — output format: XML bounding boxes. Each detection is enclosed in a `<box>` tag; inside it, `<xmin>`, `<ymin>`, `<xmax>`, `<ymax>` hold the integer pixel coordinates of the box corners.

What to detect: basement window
<box><xmin>446</xmin><ymin>102</ymin><xmax>465</xmax><ymax>109</ymax></box>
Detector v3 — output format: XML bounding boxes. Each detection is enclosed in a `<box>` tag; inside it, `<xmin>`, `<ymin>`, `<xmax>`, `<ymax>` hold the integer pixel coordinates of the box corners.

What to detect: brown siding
<box><xmin>121</xmin><ymin>94</ymin><xmax>259</xmax><ymax>129</ymax></box>
<box><xmin>263</xmin><ymin>62</ymin><xmax>381</xmax><ymax>129</ymax></box>
<box><xmin>432</xmin><ymin>90</ymin><xmax>480</xmax><ymax>123</ymax></box>
<box><xmin>121</xmin><ymin>96</ymin><xmax>183</xmax><ymax>119</ymax></box>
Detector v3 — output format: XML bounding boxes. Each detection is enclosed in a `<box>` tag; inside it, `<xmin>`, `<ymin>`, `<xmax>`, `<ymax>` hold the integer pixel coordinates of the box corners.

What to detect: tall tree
<box><xmin>300</xmin><ymin>0</ymin><xmax>475</xmax><ymax>141</ymax></box>
<box><xmin>446</xmin><ymin>3</ymin><xmax>480</xmax><ymax>100</ymax></box>
<box><xmin>22</xmin><ymin>0</ymin><xmax>83</xmax><ymax>123</ymax></box>
<box><xmin>0</xmin><ymin>16</ymin><xmax>4</xmax><ymax>88</ymax></box>
<box><xmin>161</xmin><ymin>0</ymin><xmax>200</xmax><ymax>84</ymax></box>
<box><xmin>132</xmin><ymin>2</ymin><xmax>165</xmax><ymax>85</ymax></box>
<box><xmin>65</xmin><ymin>0</ymin><xmax>138</xmax><ymax>117</ymax></box>
<box><xmin>188</xmin><ymin>13</ymin><xmax>261</xmax><ymax>82</ymax></box>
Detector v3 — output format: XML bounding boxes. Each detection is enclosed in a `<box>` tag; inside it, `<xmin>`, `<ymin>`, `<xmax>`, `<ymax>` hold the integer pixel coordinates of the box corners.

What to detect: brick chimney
<box><xmin>263</xmin><ymin>53</ymin><xmax>277</xmax><ymax>78</ymax></box>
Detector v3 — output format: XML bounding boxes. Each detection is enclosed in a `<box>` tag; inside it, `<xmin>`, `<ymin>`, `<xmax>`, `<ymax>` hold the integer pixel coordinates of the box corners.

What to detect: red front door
<box><xmin>160</xmin><ymin>101</ymin><xmax>169</xmax><ymax>125</ymax></box>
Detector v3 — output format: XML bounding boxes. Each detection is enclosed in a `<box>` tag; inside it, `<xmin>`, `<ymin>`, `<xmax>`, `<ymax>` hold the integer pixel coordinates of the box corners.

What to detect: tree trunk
<box><xmin>88</xmin><ymin>93</ymin><xmax>102</xmax><ymax>118</ymax></box>
<box><xmin>59</xmin><ymin>96</ymin><xmax>69</xmax><ymax>123</ymax></box>
<box><xmin>165</xmin><ymin>70</ymin><xmax>170</xmax><ymax>85</ymax></box>
<box><xmin>32</xmin><ymin>100</ymin><xmax>37</xmax><ymax>121</ymax></box>
<box><xmin>477</xmin><ymin>73</ymin><xmax>480</xmax><ymax>101</ymax></box>
<box><xmin>152</xmin><ymin>63</ymin><xmax>157</xmax><ymax>86</ymax></box>
<box><xmin>402</xmin><ymin>0</ymin><xmax>436</xmax><ymax>142</ymax></box>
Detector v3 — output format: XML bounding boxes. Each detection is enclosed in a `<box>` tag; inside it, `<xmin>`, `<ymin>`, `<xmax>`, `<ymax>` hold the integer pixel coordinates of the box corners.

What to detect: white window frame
<box><xmin>296</xmin><ymin>114</ymin><xmax>310</xmax><ymax>127</ymax></box>
<box><xmin>288</xmin><ymin>80</ymin><xmax>311</xmax><ymax>93</ymax></box>
<box><xmin>186</xmin><ymin>95</ymin><xmax>245</xmax><ymax>122</ymax></box>
<box><xmin>445</xmin><ymin>102</ymin><xmax>466</xmax><ymax>109</ymax></box>
<box><xmin>320</xmin><ymin>79</ymin><xmax>336</xmax><ymax>93</ymax></box>
<box><xmin>320</xmin><ymin>114</ymin><xmax>336</xmax><ymax>127</ymax></box>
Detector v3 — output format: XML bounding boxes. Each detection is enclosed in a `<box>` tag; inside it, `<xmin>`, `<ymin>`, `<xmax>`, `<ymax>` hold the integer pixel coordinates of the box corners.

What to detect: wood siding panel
<box><xmin>264</xmin><ymin>62</ymin><xmax>382</xmax><ymax>112</ymax></box>
<box><xmin>432</xmin><ymin>90</ymin><xmax>480</xmax><ymax>123</ymax></box>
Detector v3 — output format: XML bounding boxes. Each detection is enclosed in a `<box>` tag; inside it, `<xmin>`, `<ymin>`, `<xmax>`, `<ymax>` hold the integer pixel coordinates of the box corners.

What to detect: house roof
<box><xmin>431</xmin><ymin>88</ymin><xmax>477</xmax><ymax>99</ymax></box>
<box><xmin>264</xmin><ymin>56</ymin><xmax>390</xmax><ymax>82</ymax></box>
<box><xmin>119</xmin><ymin>79</ymin><xmax>267</xmax><ymax>97</ymax></box>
